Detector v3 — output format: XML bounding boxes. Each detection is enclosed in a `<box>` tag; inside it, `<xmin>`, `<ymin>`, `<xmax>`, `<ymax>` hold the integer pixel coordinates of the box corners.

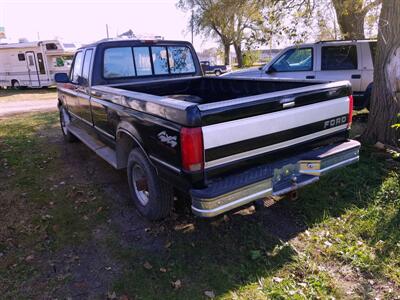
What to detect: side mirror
<box><xmin>54</xmin><ymin>73</ymin><xmax>69</xmax><ymax>83</ymax></box>
<box><xmin>77</xmin><ymin>76</ymin><xmax>88</xmax><ymax>86</ymax></box>
<box><xmin>265</xmin><ymin>66</ymin><xmax>275</xmax><ymax>74</ymax></box>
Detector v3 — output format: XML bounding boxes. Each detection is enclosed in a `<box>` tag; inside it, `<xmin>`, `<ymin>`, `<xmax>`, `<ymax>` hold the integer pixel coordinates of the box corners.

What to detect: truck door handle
<box><xmin>351</xmin><ymin>74</ymin><xmax>361</xmax><ymax>79</ymax></box>
<box><xmin>306</xmin><ymin>75</ymin><xmax>315</xmax><ymax>79</ymax></box>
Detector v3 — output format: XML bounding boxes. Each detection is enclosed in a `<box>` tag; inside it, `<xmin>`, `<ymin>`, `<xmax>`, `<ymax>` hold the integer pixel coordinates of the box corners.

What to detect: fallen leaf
<box><xmin>171</xmin><ymin>279</ymin><xmax>182</xmax><ymax>289</ymax></box>
<box><xmin>25</xmin><ymin>255</ymin><xmax>35</xmax><ymax>262</ymax></box>
<box><xmin>143</xmin><ymin>261</ymin><xmax>153</xmax><ymax>270</ymax></box>
<box><xmin>273</xmin><ymin>277</ymin><xmax>283</xmax><ymax>283</ymax></box>
<box><xmin>160</xmin><ymin>267</ymin><xmax>167</xmax><ymax>273</ymax></box>
<box><xmin>204</xmin><ymin>290</ymin><xmax>215</xmax><ymax>298</ymax></box>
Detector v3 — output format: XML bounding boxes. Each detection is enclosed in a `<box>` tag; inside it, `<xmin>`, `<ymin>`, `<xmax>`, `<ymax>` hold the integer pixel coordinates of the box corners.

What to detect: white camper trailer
<box><xmin>0</xmin><ymin>40</ymin><xmax>77</xmax><ymax>88</ymax></box>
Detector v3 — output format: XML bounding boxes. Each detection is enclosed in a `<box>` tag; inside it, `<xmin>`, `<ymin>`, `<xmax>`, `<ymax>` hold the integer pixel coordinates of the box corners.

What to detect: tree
<box><xmin>178</xmin><ymin>0</ymin><xmax>234</xmax><ymax>65</ymax></box>
<box><xmin>178</xmin><ymin>0</ymin><xmax>266</xmax><ymax>67</ymax></box>
<box><xmin>273</xmin><ymin>0</ymin><xmax>381</xmax><ymax>40</ymax></box>
<box><xmin>363</xmin><ymin>0</ymin><xmax>400</xmax><ymax>146</ymax></box>
<box><xmin>330</xmin><ymin>0</ymin><xmax>382</xmax><ymax>39</ymax></box>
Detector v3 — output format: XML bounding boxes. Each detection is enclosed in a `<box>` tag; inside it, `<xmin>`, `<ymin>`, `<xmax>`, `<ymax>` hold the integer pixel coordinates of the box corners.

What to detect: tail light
<box><xmin>180</xmin><ymin>127</ymin><xmax>204</xmax><ymax>172</ymax></box>
<box><xmin>348</xmin><ymin>95</ymin><xmax>354</xmax><ymax>129</ymax></box>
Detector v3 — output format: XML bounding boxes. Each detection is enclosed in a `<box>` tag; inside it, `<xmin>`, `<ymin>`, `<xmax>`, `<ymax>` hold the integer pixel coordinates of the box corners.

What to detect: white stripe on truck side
<box><xmin>202</xmin><ymin>96</ymin><xmax>350</xmax><ymax>149</ymax></box>
<box><xmin>204</xmin><ymin>124</ymin><xmax>348</xmax><ymax>169</ymax></box>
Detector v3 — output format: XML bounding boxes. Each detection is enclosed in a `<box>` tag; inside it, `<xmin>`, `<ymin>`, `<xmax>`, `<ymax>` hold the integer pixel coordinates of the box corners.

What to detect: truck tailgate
<box><xmin>198</xmin><ymin>81</ymin><xmax>352</xmax><ymax>171</ymax></box>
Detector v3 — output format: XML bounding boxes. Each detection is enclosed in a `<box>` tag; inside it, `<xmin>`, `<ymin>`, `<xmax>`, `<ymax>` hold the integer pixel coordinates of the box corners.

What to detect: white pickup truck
<box><xmin>226</xmin><ymin>39</ymin><xmax>376</xmax><ymax>109</ymax></box>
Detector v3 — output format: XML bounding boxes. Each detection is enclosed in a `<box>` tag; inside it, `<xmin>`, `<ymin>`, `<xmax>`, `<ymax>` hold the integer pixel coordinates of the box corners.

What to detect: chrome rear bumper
<box><xmin>191</xmin><ymin>140</ymin><xmax>360</xmax><ymax>218</ymax></box>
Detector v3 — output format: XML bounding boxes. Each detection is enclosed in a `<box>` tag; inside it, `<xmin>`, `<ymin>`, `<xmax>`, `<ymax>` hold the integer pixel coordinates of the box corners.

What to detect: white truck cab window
<box><xmin>271</xmin><ymin>48</ymin><xmax>313</xmax><ymax>72</ymax></box>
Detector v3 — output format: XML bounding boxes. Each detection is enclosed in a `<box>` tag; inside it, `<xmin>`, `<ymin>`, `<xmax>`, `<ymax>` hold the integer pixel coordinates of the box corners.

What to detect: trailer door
<box><xmin>25</xmin><ymin>52</ymin><xmax>40</xmax><ymax>87</ymax></box>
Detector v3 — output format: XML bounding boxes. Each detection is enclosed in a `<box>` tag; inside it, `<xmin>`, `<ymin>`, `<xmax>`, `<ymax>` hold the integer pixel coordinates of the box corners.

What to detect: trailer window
<box><xmin>104</xmin><ymin>47</ymin><xmax>136</xmax><ymax>78</ymax></box>
<box><xmin>46</xmin><ymin>43</ymin><xmax>58</xmax><ymax>50</ymax></box>
<box><xmin>18</xmin><ymin>53</ymin><xmax>25</xmax><ymax>61</ymax></box>
<box><xmin>37</xmin><ymin>53</ymin><xmax>46</xmax><ymax>74</ymax></box>
<box><xmin>28</xmin><ymin>55</ymin><xmax>35</xmax><ymax>66</ymax></box>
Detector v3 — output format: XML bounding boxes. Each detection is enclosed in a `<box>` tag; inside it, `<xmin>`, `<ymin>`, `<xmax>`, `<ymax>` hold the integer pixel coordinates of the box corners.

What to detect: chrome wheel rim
<box><xmin>132</xmin><ymin>163</ymin><xmax>150</xmax><ymax>206</ymax></box>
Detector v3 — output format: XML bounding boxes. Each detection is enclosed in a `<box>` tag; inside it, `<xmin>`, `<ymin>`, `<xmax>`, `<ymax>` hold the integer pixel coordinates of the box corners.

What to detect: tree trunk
<box><xmin>223</xmin><ymin>42</ymin><xmax>230</xmax><ymax>65</ymax></box>
<box><xmin>332</xmin><ymin>0</ymin><xmax>366</xmax><ymax>39</ymax></box>
<box><xmin>363</xmin><ymin>0</ymin><xmax>400</xmax><ymax>147</ymax></box>
<box><xmin>233</xmin><ymin>43</ymin><xmax>243</xmax><ymax>68</ymax></box>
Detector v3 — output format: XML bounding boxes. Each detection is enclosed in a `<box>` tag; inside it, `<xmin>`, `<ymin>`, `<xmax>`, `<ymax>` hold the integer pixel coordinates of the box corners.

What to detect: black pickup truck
<box><xmin>55</xmin><ymin>39</ymin><xmax>360</xmax><ymax>220</ymax></box>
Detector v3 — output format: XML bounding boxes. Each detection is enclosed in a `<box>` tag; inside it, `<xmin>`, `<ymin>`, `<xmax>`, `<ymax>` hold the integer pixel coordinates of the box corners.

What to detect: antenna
<box><xmin>106</xmin><ymin>24</ymin><xmax>109</xmax><ymax>39</ymax></box>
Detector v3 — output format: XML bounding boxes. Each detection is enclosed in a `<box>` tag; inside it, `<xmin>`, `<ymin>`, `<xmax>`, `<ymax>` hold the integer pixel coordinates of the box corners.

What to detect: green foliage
<box><xmin>242</xmin><ymin>50</ymin><xmax>260</xmax><ymax>67</ymax></box>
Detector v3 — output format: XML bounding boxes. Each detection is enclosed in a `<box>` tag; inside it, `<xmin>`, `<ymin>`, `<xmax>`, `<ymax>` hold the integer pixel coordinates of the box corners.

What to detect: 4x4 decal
<box><xmin>157</xmin><ymin>131</ymin><xmax>177</xmax><ymax>148</ymax></box>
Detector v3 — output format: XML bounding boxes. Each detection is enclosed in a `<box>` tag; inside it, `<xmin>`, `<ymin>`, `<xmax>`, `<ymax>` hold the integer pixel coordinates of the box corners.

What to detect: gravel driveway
<box><xmin>0</xmin><ymin>99</ymin><xmax>57</xmax><ymax>117</ymax></box>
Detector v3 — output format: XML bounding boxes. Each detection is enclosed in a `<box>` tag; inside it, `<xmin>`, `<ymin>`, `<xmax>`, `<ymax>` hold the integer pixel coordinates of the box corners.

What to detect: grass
<box><xmin>0</xmin><ymin>112</ymin><xmax>399</xmax><ymax>299</ymax></box>
<box><xmin>0</xmin><ymin>112</ymin><xmax>108</xmax><ymax>297</ymax></box>
<box><xmin>108</xmin><ymin>148</ymin><xmax>399</xmax><ymax>299</ymax></box>
<box><xmin>0</xmin><ymin>87</ymin><xmax>57</xmax><ymax>102</ymax></box>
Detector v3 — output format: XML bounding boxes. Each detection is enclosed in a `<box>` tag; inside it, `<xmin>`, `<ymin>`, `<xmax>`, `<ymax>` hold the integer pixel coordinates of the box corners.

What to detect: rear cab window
<box><xmin>103</xmin><ymin>45</ymin><xmax>195</xmax><ymax>79</ymax></box>
<box><xmin>321</xmin><ymin>45</ymin><xmax>358</xmax><ymax>70</ymax></box>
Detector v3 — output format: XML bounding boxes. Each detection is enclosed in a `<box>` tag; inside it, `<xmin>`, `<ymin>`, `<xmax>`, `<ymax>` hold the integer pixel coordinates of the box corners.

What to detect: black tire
<box><xmin>127</xmin><ymin>149</ymin><xmax>174</xmax><ymax>220</ymax></box>
<box><xmin>11</xmin><ymin>80</ymin><xmax>21</xmax><ymax>90</ymax></box>
<box><xmin>59</xmin><ymin>107</ymin><xmax>77</xmax><ymax>142</ymax></box>
<box><xmin>215</xmin><ymin>70</ymin><xmax>222</xmax><ymax>76</ymax></box>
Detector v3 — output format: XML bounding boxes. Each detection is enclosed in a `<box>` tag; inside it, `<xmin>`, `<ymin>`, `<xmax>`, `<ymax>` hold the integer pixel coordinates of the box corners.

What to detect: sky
<box><xmin>0</xmin><ymin>0</ymin><xmax>217</xmax><ymax>50</ymax></box>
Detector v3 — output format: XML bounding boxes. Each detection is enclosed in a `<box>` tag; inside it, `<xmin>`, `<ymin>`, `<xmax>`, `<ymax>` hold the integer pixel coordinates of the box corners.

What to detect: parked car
<box><xmin>224</xmin><ymin>39</ymin><xmax>376</xmax><ymax>109</ymax></box>
<box><xmin>200</xmin><ymin>60</ymin><xmax>231</xmax><ymax>76</ymax></box>
<box><xmin>55</xmin><ymin>38</ymin><xmax>360</xmax><ymax>220</ymax></box>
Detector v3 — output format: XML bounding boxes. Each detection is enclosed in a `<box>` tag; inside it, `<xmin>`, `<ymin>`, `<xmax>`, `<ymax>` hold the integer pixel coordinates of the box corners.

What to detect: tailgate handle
<box><xmin>351</xmin><ymin>74</ymin><xmax>361</xmax><ymax>79</ymax></box>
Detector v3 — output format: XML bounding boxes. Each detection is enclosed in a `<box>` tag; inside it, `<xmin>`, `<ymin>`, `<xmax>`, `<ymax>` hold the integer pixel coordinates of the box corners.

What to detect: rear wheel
<box><xmin>11</xmin><ymin>80</ymin><xmax>20</xmax><ymax>90</ymax></box>
<box><xmin>215</xmin><ymin>70</ymin><xmax>222</xmax><ymax>76</ymax></box>
<box><xmin>59</xmin><ymin>107</ymin><xmax>77</xmax><ymax>142</ymax></box>
<box><xmin>127</xmin><ymin>149</ymin><xmax>174</xmax><ymax>220</ymax></box>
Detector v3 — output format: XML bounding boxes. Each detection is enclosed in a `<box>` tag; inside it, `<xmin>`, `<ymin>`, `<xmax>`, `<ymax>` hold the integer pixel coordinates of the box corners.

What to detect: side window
<box><xmin>321</xmin><ymin>45</ymin><xmax>358</xmax><ymax>70</ymax></box>
<box><xmin>27</xmin><ymin>55</ymin><xmax>35</xmax><ymax>66</ymax></box>
<box><xmin>82</xmin><ymin>49</ymin><xmax>93</xmax><ymax>81</ymax></box>
<box><xmin>272</xmin><ymin>48</ymin><xmax>313</xmax><ymax>72</ymax></box>
<box><xmin>168</xmin><ymin>46</ymin><xmax>195</xmax><ymax>74</ymax></box>
<box><xmin>70</xmin><ymin>51</ymin><xmax>84</xmax><ymax>83</ymax></box>
<box><xmin>18</xmin><ymin>53</ymin><xmax>25</xmax><ymax>61</ymax></box>
<box><xmin>151</xmin><ymin>46</ymin><xmax>169</xmax><ymax>75</ymax></box>
<box><xmin>134</xmin><ymin>47</ymin><xmax>152</xmax><ymax>76</ymax></box>
<box><xmin>104</xmin><ymin>47</ymin><xmax>135</xmax><ymax>78</ymax></box>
